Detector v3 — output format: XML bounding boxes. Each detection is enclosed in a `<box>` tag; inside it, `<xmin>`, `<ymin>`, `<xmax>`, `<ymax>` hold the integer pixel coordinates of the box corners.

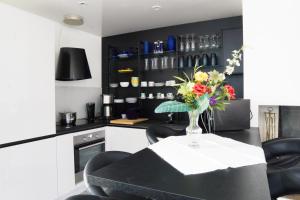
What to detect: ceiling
<box><xmin>1</xmin><ymin>0</ymin><xmax>242</xmax><ymax>36</ymax></box>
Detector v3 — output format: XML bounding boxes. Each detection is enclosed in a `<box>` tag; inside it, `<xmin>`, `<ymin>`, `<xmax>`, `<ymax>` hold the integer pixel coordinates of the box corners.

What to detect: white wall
<box><xmin>55</xmin><ymin>86</ymin><xmax>101</xmax><ymax>121</ymax></box>
<box><xmin>0</xmin><ymin>3</ymin><xmax>55</xmax><ymax>143</ymax></box>
<box><xmin>0</xmin><ymin>2</ymin><xmax>102</xmax><ymax>130</ymax></box>
<box><xmin>243</xmin><ymin>0</ymin><xmax>300</xmax><ymax>126</ymax></box>
<box><xmin>54</xmin><ymin>25</ymin><xmax>102</xmax><ymax>121</ymax></box>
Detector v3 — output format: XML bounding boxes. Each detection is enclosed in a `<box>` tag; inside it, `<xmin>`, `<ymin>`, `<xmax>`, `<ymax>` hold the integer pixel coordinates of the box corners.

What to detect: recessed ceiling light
<box><xmin>78</xmin><ymin>0</ymin><xmax>87</xmax><ymax>5</ymax></box>
<box><xmin>63</xmin><ymin>14</ymin><xmax>84</xmax><ymax>26</ymax></box>
<box><xmin>152</xmin><ymin>4</ymin><xmax>162</xmax><ymax>11</ymax></box>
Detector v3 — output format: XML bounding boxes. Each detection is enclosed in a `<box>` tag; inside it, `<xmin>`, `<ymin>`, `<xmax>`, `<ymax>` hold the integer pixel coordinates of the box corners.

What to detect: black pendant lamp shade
<box><xmin>56</xmin><ymin>47</ymin><xmax>92</xmax><ymax>81</ymax></box>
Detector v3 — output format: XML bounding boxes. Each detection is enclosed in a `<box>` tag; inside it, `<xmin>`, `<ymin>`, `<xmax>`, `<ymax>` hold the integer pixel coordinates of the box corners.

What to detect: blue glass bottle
<box><xmin>167</xmin><ymin>35</ymin><xmax>176</xmax><ymax>52</ymax></box>
<box><xmin>143</xmin><ymin>41</ymin><xmax>150</xmax><ymax>55</ymax></box>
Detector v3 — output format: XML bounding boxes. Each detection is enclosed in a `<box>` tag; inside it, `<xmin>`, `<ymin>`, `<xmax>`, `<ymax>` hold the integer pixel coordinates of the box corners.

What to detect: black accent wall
<box><xmin>102</xmin><ymin>16</ymin><xmax>243</xmax><ymax>121</ymax></box>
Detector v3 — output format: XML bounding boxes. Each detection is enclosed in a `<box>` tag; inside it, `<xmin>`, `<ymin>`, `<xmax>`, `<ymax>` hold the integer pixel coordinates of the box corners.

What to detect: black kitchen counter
<box><xmin>56</xmin><ymin>119</ymin><xmax>106</xmax><ymax>136</ymax></box>
<box><xmin>2</xmin><ymin>119</ymin><xmax>257</xmax><ymax>148</ymax></box>
<box><xmin>56</xmin><ymin>119</ymin><xmax>187</xmax><ymax>135</ymax></box>
<box><xmin>56</xmin><ymin>119</ymin><xmax>259</xmax><ymax>141</ymax></box>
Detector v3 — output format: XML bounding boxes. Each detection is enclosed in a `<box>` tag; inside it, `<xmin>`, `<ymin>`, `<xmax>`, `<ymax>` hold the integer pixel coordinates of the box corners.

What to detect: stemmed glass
<box><xmin>191</xmin><ymin>34</ymin><xmax>196</xmax><ymax>52</ymax></box>
<box><xmin>203</xmin><ymin>35</ymin><xmax>210</xmax><ymax>49</ymax></box>
<box><xmin>210</xmin><ymin>34</ymin><xmax>218</xmax><ymax>49</ymax></box>
<box><xmin>185</xmin><ymin>34</ymin><xmax>191</xmax><ymax>52</ymax></box>
<box><xmin>199</xmin><ymin>35</ymin><xmax>204</xmax><ymax>50</ymax></box>
<box><xmin>216</xmin><ymin>33</ymin><xmax>222</xmax><ymax>48</ymax></box>
<box><xmin>179</xmin><ymin>35</ymin><xmax>185</xmax><ymax>52</ymax></box>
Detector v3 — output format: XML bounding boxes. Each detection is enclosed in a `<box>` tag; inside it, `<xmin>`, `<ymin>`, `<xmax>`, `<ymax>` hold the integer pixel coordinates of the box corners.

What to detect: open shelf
<box><xmin>104</xmin><ymin>23</ymin><xmax>244</xmax><ymax>120</ymax></box>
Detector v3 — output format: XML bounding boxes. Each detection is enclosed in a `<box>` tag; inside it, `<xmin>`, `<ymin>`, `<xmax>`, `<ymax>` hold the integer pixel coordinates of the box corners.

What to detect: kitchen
<box><xmin>1</xmin><ymin>0</ymin><xmax>300</xmax><ymax>200</ymax></box>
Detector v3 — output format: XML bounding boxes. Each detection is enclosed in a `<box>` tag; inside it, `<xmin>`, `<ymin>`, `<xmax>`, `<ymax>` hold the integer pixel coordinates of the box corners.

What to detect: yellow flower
<box><xmin>187</xmin><ymin>82</ymin><xmax>195</xmax><ymax>92</ymax></box>
<box><xmin>178</xmin><ymin>83</ymin><xmax>189</xmax><ymax>96</ymax></box>
<box><xmin>194</xmin><ymin>71</ymin><xmax>208</xmax><ymax>82</ymax></box>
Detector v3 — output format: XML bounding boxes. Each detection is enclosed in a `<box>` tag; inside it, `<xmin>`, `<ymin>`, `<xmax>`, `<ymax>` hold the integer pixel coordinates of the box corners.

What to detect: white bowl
<box><xmin>120</xmin><ymin>82</ymin><xmax>130</xmax><ymax>87</ymax></box>
<box><xmin>110</xmin><ymin>83</ymin><xmax>118</xmax><ymax>88</ymax></box>
<box><xmin>114</xmin><ymin>99</ymin><xmax>124</xmax><ymax>103</ymax></box>
<box><xmin>141</xmin><ymin>81</ymin><xmax>147</xmax><ymax>87</ymax></box>
<box><xmin>148</xmin><ymin>81</ymin><xmax>155</xmax><ymax>87</ymax></box>
<box><xmin>154</xmin><ymin>82</ymin><xmax>164</xmax><ymax>87</ymax></box>
<box><xmin>125</xmin><ymin>97</ymin><xmax>137</xmax><ymax>103</ymax></box>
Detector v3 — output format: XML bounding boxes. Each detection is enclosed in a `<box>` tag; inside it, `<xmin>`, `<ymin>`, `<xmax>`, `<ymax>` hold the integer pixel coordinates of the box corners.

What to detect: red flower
<box><xmin>224</xmin><ymin>84</ymin><xmax>236</xmax><ymax>100</ymax></box>
<box><xmin>193</xmin><ymin>83</ymin><xmax>207</xmax><ymax>97</ymax></box>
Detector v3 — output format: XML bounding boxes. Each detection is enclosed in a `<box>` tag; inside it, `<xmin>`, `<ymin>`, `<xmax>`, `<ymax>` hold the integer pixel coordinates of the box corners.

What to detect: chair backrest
<box><xmin>65</xmin><ymin>194</ymin><xmax>109</xmax><ymax>200</ymax></box>
<box><xmin>83</xmin><ymin>151</ymin><xmax>131</xmax><ymax>196</ymax></box>
<box><xmin>146</xmin><ymin>124</ymin><xmax>186</xmax><ymax>144</ymax></box>
<box><xmin>268</xmin><ymin>167</ymin><xmax>300</xmax><ymax>199</ymax></box>
<box><xmin>263</xmin><ymin>137</ymin><xmax>300</xmax><ymax>161</ymax></box>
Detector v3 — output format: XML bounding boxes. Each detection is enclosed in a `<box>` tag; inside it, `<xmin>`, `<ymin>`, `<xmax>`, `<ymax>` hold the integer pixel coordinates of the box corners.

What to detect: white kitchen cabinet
<box><xmin>0</xmin><ymin>138</ymin><xmax>57</xmax><ymax>200</ymax></box>
<box><xmin>0</xmin><ymin>4</ymin><xmax>55</xmax><ymax>144</ymax></box>
<box><xmin>56</xmin><ymin>128</ymin><xmax>105</xmax><ymax>197</ymax></box>
<box><xmin>105</xmin><ymin>127</ymin><xmax>149</xmax><ymax>153</ymax></box>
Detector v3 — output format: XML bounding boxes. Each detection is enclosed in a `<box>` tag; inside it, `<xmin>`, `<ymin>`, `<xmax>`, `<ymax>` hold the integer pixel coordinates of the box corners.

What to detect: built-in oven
<box><xmin>73</xmin><ymin>130</ymin><xmax>105</xmax><ymax>183</ymax></box>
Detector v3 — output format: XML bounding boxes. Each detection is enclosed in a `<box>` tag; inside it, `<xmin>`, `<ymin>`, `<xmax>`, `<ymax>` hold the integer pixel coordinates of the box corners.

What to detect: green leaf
<box><xmin>174</xmin><ymin>76</ymin><xmax>186</xmax><ymax>83</ymax></box>
<box><xmin>182</xmin><ymin>71</ymin><xmax>190</xmax><ymax>81</ymax></box>
<box><xmin>196</xmin><ymin>94</ymin><xmax>210</xmax><ymax>114</ymax></box>
<box><xmin>215</xmin><ymin>103</ymin><xmax>226</xmax><ymax>111</ymax></box>
<box><xmin>155</xmin><ymin>101</ymin><xmax>192</xmax><ymax>113</ymax></box>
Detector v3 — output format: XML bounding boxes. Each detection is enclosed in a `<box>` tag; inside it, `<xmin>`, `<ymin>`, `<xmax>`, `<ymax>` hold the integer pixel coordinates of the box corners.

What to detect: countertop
<box><xmin>56</xmin><ymin>118</ymin><xmax>187</xmax><ymax>135</ymax></box>
<box><xmin>56</xmin><ymin>119</ymin><xmax>106</xmax><ymax>135</ymax></box>
<box><xmin>56</xmin><ymin>118</ymin><xmax>259</xmax><ymax>139</ymax></box>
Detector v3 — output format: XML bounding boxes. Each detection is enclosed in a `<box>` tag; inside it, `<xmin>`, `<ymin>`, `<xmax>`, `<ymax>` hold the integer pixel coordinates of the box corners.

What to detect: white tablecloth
<box><xmin>148</xmin><ymin>134</ymin><xmax>266</xmax><ymax>175</ymax></box>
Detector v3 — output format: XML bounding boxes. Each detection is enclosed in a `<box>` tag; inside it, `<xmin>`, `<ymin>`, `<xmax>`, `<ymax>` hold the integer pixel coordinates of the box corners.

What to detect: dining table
<box><xmin>87</xmin><ymin>128</ymin><xmax>271</xmax><ymax>200</ymax></box>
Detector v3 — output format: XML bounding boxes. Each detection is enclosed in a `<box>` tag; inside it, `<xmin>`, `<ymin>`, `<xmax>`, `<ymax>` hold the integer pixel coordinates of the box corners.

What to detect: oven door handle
<box><xmin>78</xmin><ymin>141</ymin><xmax>105</xmax><ymax>150</ymax></box>
<box><xmin>74</xmin><ymin>138</ymin><xmax>105</xmax><ymax>149</ymax></box>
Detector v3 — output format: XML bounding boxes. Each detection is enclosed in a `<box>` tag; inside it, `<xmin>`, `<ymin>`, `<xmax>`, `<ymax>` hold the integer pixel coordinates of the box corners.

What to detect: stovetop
<box><xmin>56</xmin><ymin>118</ymin><xmax>107</xmax><ymax>135</ymax></box>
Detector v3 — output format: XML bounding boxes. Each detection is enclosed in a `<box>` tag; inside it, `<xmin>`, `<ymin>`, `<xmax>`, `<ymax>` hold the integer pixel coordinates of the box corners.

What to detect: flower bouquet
<box><xmin>155</xmin><ymin>48</ymin><xmax>243</xmax><ymax>135</ymax></box>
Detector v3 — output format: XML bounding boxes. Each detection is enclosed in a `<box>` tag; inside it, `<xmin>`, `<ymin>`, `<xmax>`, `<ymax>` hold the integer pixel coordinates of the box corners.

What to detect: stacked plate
<box><xmin>114</xmin><ymin>99</ymin><xmax>124</xmax><ymax>103</ymax></box>
<box><xmin>110</xmin><ymin>83</ymin><xmax>118</xmax><ymax>88</ymax></box>
<box><xmin>125</xmin><ymin>97</ymin><xmax>137</xmax><ymax>103</ymax></box>
<box><xmin>154</xmin><ymin>82</ymin><xmax>164</xmax><ymax>87</ymax></box>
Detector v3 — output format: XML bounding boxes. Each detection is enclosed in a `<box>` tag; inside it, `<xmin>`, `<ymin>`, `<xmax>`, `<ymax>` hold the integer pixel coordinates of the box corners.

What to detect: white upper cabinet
<box><xmin>0</xmin><ymin>3</ymin><xmax>55</xmax><ymax>143</ymax></box>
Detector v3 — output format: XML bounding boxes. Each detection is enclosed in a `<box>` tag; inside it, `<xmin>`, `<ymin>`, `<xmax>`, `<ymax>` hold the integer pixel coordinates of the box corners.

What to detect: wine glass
<box><xmin>199</xmin><ymin>35</ymin><xmax>204</xmax><ymax>50</ymax></box>
<box><xmin>185</xmin><ymin>34</ymin><xmax>191</xmax><ymax>52</ymax></box>
<box><xmin>179</xmin><ymin>35</ymin><xmax>185</xmax><ymax>52</ymax></box>
<box><xmin>210</xmin><ymin>34</ymin><xmax>218</xmax><ymax>49</ymax></box>
<box><xmin>144</xmin><ymin>58</ymin><xmax>149</xmax><ymax>71</ymax></box>
<box><xmin>191</xmin><ymin>34</ymin><xmax>196</xmax><ymax>52</ymax></box>
<box><xmin>203</xmin><ymin>35</ymin><xmax>210</xmax><ymax>49</ymax></box>
<box><xmin>216</xmin><ymin>33</ymin><xmax>222</xmax><ymax>48</ymax></box>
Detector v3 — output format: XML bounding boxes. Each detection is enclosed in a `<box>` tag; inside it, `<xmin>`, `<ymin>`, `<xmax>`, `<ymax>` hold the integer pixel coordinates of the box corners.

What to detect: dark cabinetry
<box><xmin>102</xmin><ymin>17</ymin><xmax>243</xmax><ymax>121</ymax></box>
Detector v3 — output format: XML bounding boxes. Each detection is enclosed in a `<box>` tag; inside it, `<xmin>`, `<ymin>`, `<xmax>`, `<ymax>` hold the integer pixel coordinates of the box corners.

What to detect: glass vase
<box><xmin>186</xmin><ymin>109</ymin><xmax>202</xmax><ymax>135</ymax></box>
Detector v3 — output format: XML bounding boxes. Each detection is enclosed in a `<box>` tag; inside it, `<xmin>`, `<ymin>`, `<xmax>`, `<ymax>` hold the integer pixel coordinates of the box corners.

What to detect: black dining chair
<box><xmin>146</xmin><ymin>124</ymin><xmax>186</xmax><ymax>144</ymax></box>
<box><xmin>84</xmin><ymin>151</ymin><xmax>148</xmax><ymax>200</ymax></box>
<box><xmin>65</xmin><ymin>194</ymin><xmax>115</xmax><ymax>200</ymax></box>
<box><xmin>262</xmin><ymin>137</ymin><xmax>300</xmax><ymax>199</ymax></box>
<box><xmin>84</xmin><ymin>151</ymin><xmax>131</xmax><ymax>197</ymax></box>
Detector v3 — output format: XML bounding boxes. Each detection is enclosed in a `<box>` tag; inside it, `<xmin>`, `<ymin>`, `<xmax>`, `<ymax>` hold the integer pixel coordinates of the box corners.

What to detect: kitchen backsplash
<box><xmin>55</xmin><ymin>86</ymin><xmax>101</xmax><ymax>123</ymax></box>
